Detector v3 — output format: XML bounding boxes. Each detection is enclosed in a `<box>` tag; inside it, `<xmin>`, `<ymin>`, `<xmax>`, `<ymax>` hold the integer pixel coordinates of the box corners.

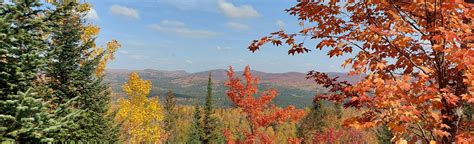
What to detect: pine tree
<box><xmin>44</xmin><ymin>2</ymin><xmax>119</xmax><ymax>141</ymax></box>
<box><xmin>0</xmin><ymin>1</ymin><xmax>61</xmax><ymax>142</ymax></box>
<box><xmin>297</xmin><ymin>100</ymin><xmax>327</xmax><ymax>144</ymax></box>
<box><xmin>164</xmin><ymin>90</ymin><xmax>177</xmax><ymax>143</ymax></box>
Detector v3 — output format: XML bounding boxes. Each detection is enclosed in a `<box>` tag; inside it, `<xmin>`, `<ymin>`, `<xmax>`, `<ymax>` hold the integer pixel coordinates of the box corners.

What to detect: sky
<box><xmin>86</xmin><ymin>0</ymin><xmax>352</xmax><ymax>73</ymax></box>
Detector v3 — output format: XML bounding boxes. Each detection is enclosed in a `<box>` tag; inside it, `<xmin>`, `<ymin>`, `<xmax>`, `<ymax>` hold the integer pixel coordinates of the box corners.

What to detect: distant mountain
<box><xmin>105</xmin><ymin>69</ymin><xmax>363</xmax><ymax>108</ymax></box>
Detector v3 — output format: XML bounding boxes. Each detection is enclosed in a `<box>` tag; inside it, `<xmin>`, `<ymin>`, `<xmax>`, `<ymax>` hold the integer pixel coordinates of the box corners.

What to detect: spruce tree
<box><xmin>0</xmin><ymin>1</ymin><xmax>61</xmax><ymax>142</ymax></box>
<box><xmin>188</xmin><ymin>104</ymin><xmax>204</xmax><ymax>144</ymax></box>
<box><xmin>0</xmin><ymin>1</ymin><xmax>48</xmax><ymax>105</ymax></box>
<box><xmin>202</xmin><ymin>72</ymin><xmax>221</xmax><ymax>144</ymax></box>
<box><xmin>164</xmin><ymin>90</ymin><xmax>177</xmax><ymax>143</ymax></box>
<box><xmin>0</xmin><ymin>89</ymin><xmax>61</xmax><ymax>142</ymax></box>
<box><xmin>297</xmin><ymin>100</ymin><xmax>327</xmax><ymax>143</ymax></box>
<box><xmin>44</xmin><ymin>2</ymin><xmax>118</xmax><ymax>141</ymax></box>
<box><xmin>376</xmin><ymin>125</ymin><xmax>393</xmax><ymax>144</ymax></box>
<box><xmin>187</xmin><ymin>73</ymin><xmax>223</xmax><ymax>144</ymax></box>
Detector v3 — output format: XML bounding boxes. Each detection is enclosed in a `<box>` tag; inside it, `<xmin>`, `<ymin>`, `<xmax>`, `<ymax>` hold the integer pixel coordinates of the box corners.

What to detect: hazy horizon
<box><xmin>105</xmin><ymin>67</ymin><xmax>351</xmax><ymax>74</ymax></box>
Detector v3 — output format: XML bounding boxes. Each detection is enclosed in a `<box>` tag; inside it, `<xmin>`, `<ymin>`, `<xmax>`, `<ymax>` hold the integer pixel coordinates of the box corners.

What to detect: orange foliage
<box><xmin>224</xmin><ymin>66</ymin><xmax>305</xmax><ymax>144</ymax></box>
<box><xmin>248</xmin><ymin>1</ymin><xmax>474</xmax><ymax>143</ymax></box>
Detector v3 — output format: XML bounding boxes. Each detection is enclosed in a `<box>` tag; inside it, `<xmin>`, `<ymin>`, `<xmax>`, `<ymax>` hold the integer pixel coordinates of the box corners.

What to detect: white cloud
<box><xmin>217</xmin><ymin>0</ymin><xmax>260</xmax><ymax>19</ymax></box>
<box><xmin>130</xmin><ymin>54</ymin><xmax>149</xmax><ymax>60</ymax></box>
<box><xmin>216</xmin><ymin>46</ymin><xmax>232</xmax><ymax>51</ymax></box>
<box><xmin>160</xmin><ymin>20</ymin><xmax>186</xmax><ymax>27</ymax></box>
<box><xmin>85</xmin><ymin>9</ymin><xmax>99</xmax><ymax>21</ymax></box>
<box><xmin>149</xmin><ymin>20</ymin><xmax>217</xmax><ymax>38</ymax></box>
<box><xmin>276</xmin><ymin>20</ymin><xmax>285</xmax><ymax>30</ymax></box>
<box><xmin>119</xmin><ymin>50</ymin><xmax>129</xmax><ymax>55</ymax></box>
<box><xmin>160</xmin><ymin>0</ymin><xmax>215</xmax><ymax>12</ymax></box>
<box><xmin>185</xmin><ymin>60</ymin><xmax>193</xmax><ymax>64</ymax></box>
<box><xmin>231</xmin><ymin>59</ymin><xmax>246</xmax><ymax>65</ymax></box>
<box><xmin>109</xmin><ymin>5</ymin><xmax>139</xmax><ymax>19</ymax></box>
<box><xmin>124</xmin><ymin>41</ymin><xmax>146</xmax><ymax>47</ymax></box>
<box><xmin>226</xmin><ymin>22</ymin><xmax>249</xmax><ymax>31</ymax></box>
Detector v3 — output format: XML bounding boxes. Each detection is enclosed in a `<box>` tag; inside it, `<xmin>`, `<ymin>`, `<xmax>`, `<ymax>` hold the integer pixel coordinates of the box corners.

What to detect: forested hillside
<box><xmin>105</xmin><ymin>69</ymin><xmax>362</xmax><ymax>108</ymax></box>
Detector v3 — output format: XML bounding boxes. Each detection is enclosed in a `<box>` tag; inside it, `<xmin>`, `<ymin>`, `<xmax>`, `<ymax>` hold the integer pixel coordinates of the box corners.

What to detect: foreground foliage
<box><xmin>249</xmin><ymin>1</ymin><xmax>474</xmax><ymax>143</ymax></box>
<box><xmin>1</xmin><ymin>1</ymin><xmax>119</xmax><ymax>142</ymax></box>
<box><xmin>0</xmin><ymin>2</ymin><xmax>59</xmax><ymax>142</ymax></box>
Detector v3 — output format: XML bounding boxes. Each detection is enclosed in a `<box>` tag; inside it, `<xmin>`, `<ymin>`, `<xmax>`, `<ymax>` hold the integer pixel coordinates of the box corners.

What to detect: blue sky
<box><xmin>86</xmin><ymin>0</ymin><xmax>351</xmax><ymax>73</ymax></box>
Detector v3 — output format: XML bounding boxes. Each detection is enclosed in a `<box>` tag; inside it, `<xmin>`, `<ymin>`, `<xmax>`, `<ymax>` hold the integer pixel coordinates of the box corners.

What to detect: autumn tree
<box><xmin>115</xmin><ymin>72</ymin><xmax>164</xmax><ymax>143</ymax></box>
<box><xmin>312</xmin><ymin>128</ymin><xmax>365</xmax><ymax>144</ymax></box>
<box><xmin>224</xmin><ymin>66</ymin><xmax>305</xmax><ymax>143</ymax></box>
<box><xmin>248</xmin><ymin>1</ymin><xmax>474</xmax><ymax>143</ymax></box>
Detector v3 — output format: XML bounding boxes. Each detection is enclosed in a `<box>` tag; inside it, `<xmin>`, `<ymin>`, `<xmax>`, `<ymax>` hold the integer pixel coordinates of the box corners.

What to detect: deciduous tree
<box><xmin>115</xmin><ymin>72</ymin><xmax>164</xmax><ymax>143</ymax></box>
<box><xmin>224</xmin><ymin>66</ymin><xmax>305</xmax><ymax>143</ymax></box>
<box><xmin>248</xmin><ymin>1</ymin><xmax>474</xmax><ymax>143</ymax></box>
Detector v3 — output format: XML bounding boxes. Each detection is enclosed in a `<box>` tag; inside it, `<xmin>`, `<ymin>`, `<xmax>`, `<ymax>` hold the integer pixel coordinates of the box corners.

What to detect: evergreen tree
<box><xmin>0</xmin><ymin>1</ymin><xmax>62</xmax><ymax>142</ymax></box>
<box><xmin>187</xmin><ymin>73</ymin><xmax>223</xmax><ymax>144</ymax></box>
<box><xmin>376</xmin><ymin>125</ymin><xmax>393</xmax><ymax>144</ymax></box>
<box><xmin>0</xmin><ymin>89</ymin><xmax>60</xmax><ymax>142</ymax></box>
<box><xmin>297</xmin><ymin>100</ymin><xmax>327</xmax><ymax>143</ymax></box>
<box><xmin>335</xmin><ymin>103</ymin><xmax>343</xmax><ymax>120</ymax></box>
<box><xmin>44</xmin><ymin>2</ymin><xmax>119</xmax><ymax>141</ymax></box>
<box><xmin>0</xmin><ymin>1</ymin><xmax>48</xmax><ymax>106</ymax></box>
<box><xmin>464</xmin><ymin>103</ymin><xmax>473</xmax><ymax>122</ymax></box>
<box><xmin>188</xmin><ymin>103</ymin><xmax>204</xmax><ymax>144</ymax></box>
<box><xmin>202</xmin><ymin>72</ymin><xmax>222</xmax><ymax>144</ymax></box>
<box><xmin>164</xmin><ymin>90</ymin><xmax>177</xmax><ymax>143</ymax></box>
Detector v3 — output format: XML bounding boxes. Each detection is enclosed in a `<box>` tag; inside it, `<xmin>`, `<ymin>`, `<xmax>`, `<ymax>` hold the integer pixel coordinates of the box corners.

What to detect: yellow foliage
<box><xmin>95</xmin><ymin>40</ymin><xmax>121</xmax><ymax>76</ymax></box>
<box><xmin>395</xmin><ymin>138</ymin><xmax>407</xmax><ymax>144</ymax></box>
<box><xmin>80</xmin><ymin>24</ymin><xmax>121</xmax><ymax>76</ymax></box>
<box><xmin>82</xmin><ymin>24</ymin><xmax>100</xmax><ymax>42</ymax></box>
<box><xmin>115</xmin><ymin>72</ymin><xmax>164</xmax><ymax>143</ymax></box>
<box><xmin>77</xmin><ymin>3</ymin><xmax>91</xmax><ymax>12</ymax></box>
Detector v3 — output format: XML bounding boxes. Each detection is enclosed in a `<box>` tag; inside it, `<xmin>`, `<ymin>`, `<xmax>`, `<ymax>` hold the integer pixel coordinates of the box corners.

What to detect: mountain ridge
<box><xmin>105</xmin><ymin>69</ymin><xmax>364</xmax><ymax>108</ymax></box>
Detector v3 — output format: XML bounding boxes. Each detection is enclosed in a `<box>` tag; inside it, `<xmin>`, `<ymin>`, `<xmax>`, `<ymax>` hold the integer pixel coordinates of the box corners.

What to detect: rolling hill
<box><xmin>105</xmin><ymin>69</ymin><xmax>363</xmax><ymax>108</ymax></box>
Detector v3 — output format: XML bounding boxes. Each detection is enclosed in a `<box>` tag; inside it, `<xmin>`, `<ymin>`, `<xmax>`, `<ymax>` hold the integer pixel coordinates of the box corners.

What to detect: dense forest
<box><xmin>1</xmin><ymin>0</ymin><xmax>473</xmax><ymax>143</ymax></box>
